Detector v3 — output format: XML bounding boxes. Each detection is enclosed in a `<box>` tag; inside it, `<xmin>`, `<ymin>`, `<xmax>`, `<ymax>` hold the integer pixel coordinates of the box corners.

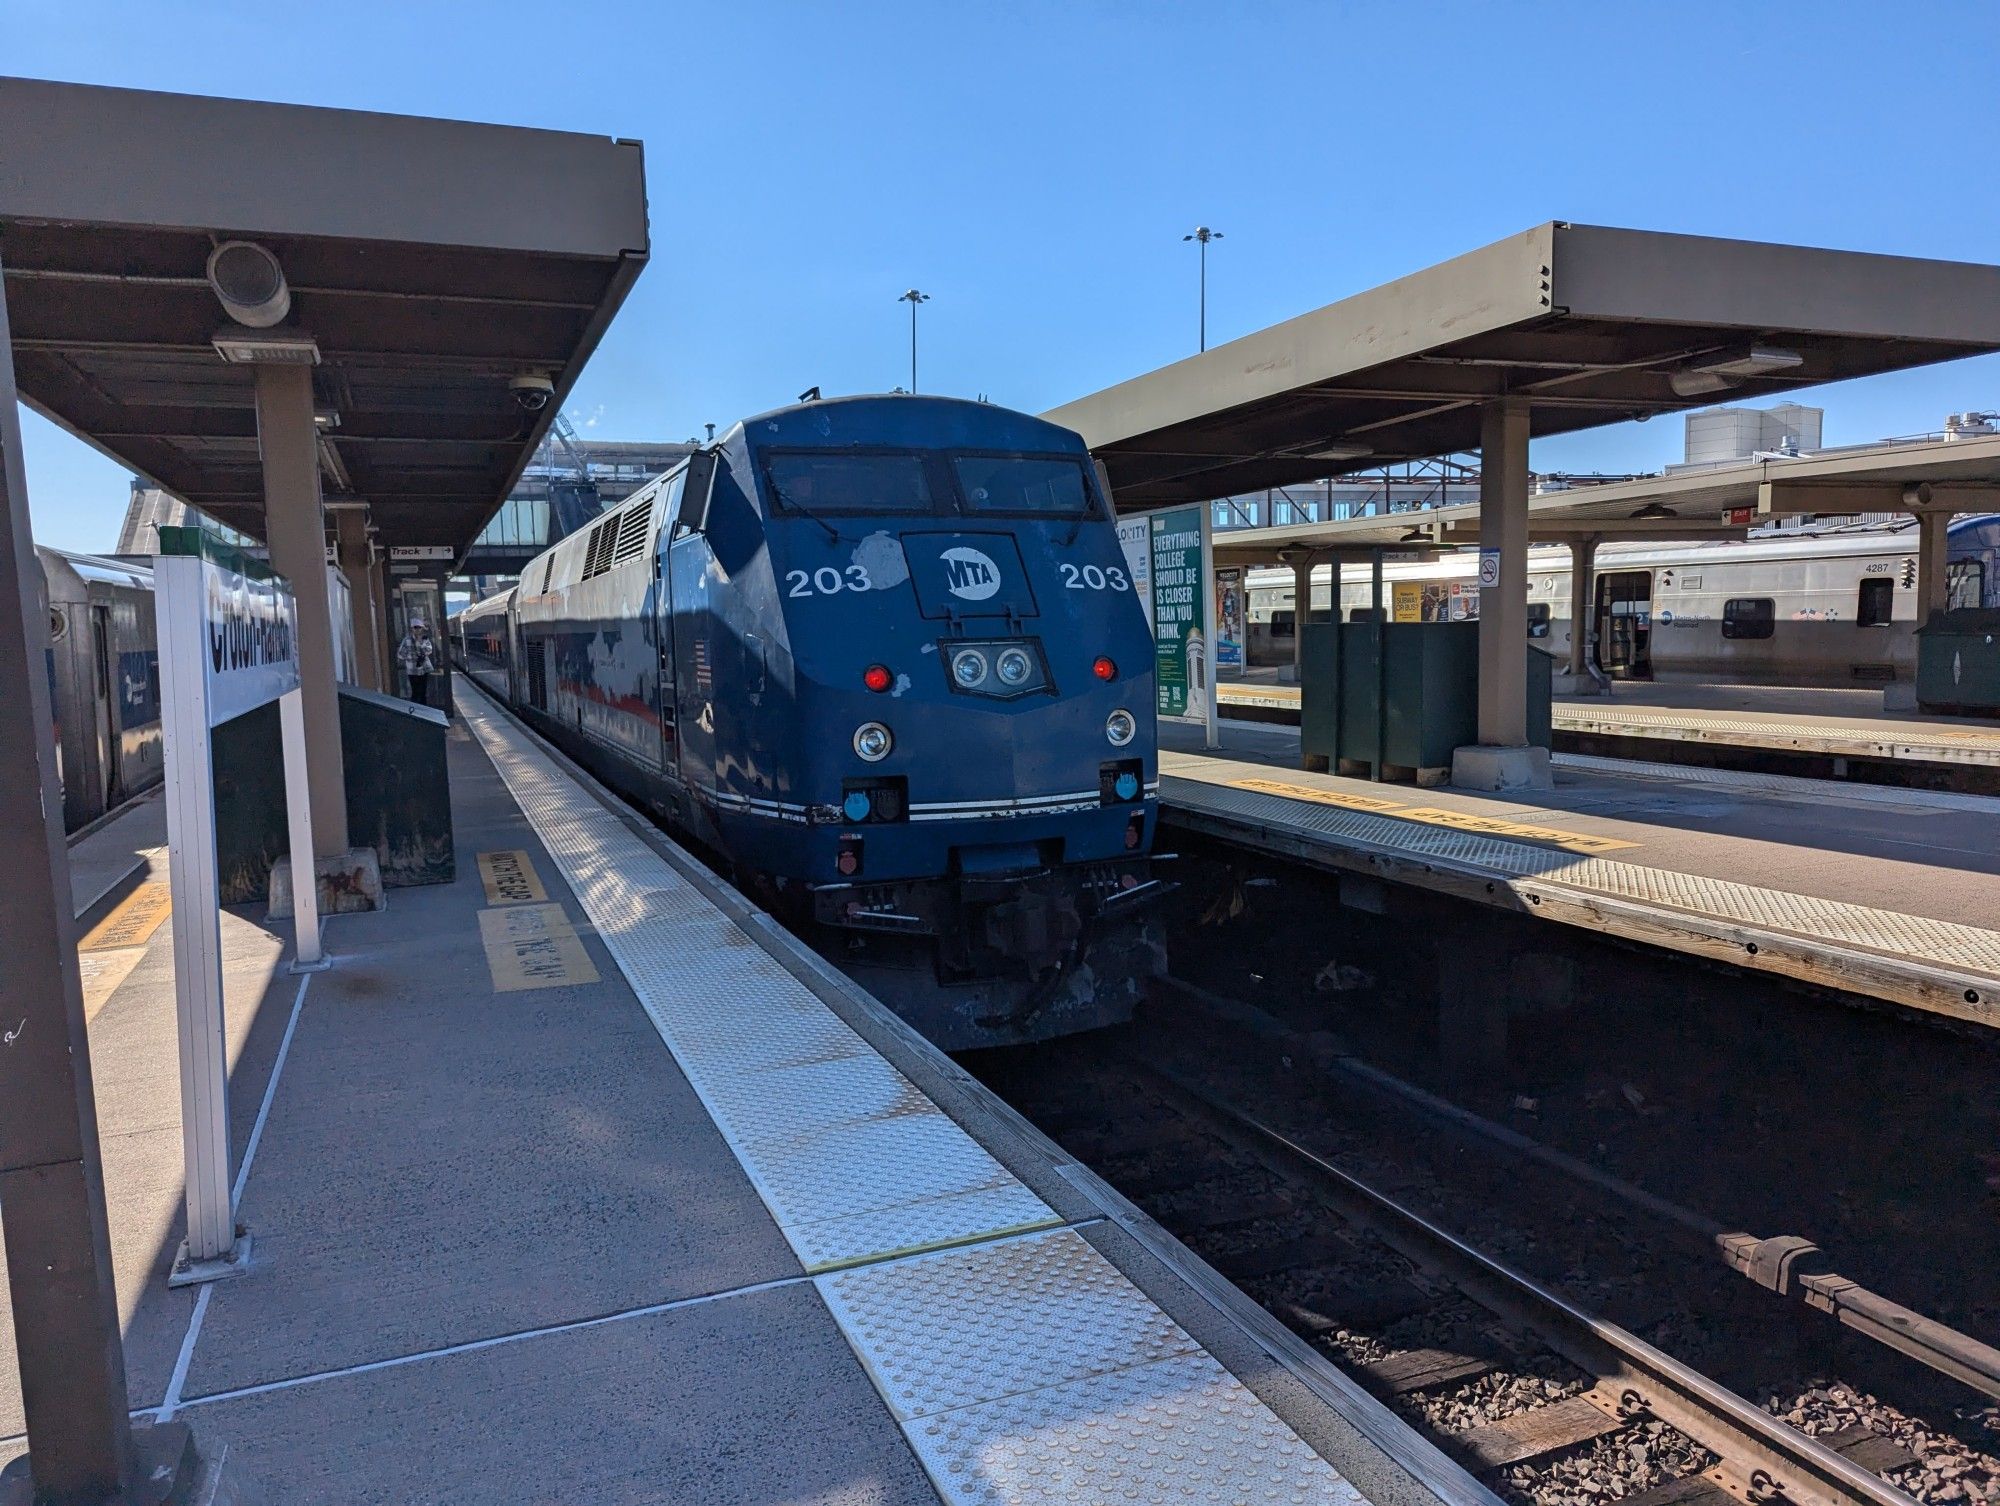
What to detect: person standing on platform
<box><xmin>397</xmin><ymin>618</ymin><xmax>439</xmax><ymax>706</ymax></box>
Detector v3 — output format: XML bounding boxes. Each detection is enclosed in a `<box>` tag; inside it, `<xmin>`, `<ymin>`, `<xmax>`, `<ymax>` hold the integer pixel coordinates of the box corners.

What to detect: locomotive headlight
<box><xmin>995</xmin><ymin>646</ymin><xmax>1033</xmax><ymax>686</ymax></box>
<box><xmin>1105</xmin><ymin>709</ymin><xmax>1137</xmax><ymax>746</ymax></box>
<box><xmin>853</xmin><ymin>721</ymin><xmax>894</xmax><ymax>762</ymax></box>
<box><xmin>950</xmin><ymin>648</ymin><xmax>989</xmax><ymax>688</ymax></box>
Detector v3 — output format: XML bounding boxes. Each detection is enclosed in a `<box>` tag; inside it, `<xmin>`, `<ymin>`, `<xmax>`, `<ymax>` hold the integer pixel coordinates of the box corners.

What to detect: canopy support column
<box><xmin>334</xmin><ymin>506</ymin><xmax>382</xmax><ymax>692</ymax></box>
<box><xmin>1454</xmin><ymin>397</ymin><xmax>1551</xmax><ymax>790</ymax></box>
<box><xmin>255</xmin><ymin>362</ymin><xmax>348</xmax><ymax>859</ymax></box>
<box><xmin>0</xmin><ymin>235</ymin><xmax>201</xmax><ymax>1506</ymax></box>
<box><xmin>1554</xmin><ymin>535</ymin><xmax>1602</xmax><ymax>696</ymax></box>
<box><xmin>1290</xmin><ymin>557</ymin><xmax>1312</xmax><ymax>682</ymax></box>
<box><xmin>1917</xmin><ymin>510</ymin><xmax>1951</xmax><ymax>621</ymax></box>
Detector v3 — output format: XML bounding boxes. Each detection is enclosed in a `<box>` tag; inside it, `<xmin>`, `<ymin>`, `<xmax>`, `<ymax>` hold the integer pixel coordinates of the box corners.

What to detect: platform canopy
<box><xmin>1048</xmin><ymin>223</ymin><xmax>2000</xmax><ymax>510</ymax></box>
<box><xmin>0</xmin><ymin>77</ymin><xmax>649</xmax><ymax>556</ymax></box>
<box><xmin>1205</xmin><ymin>430</ymin><xmax>2000</xmax><ymax>564</ymax></box>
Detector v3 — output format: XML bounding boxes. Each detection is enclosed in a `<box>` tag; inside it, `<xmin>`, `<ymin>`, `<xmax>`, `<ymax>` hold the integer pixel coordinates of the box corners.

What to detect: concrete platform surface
<box><xmin>1215</xmin><ymin>676</ymin><xmax>2000</xmax><ymax>767</ymax></box>
<box><xmin>1160</xmin><ymin>719</ymin><xmax>2000</xmax><ymax>1029</ymax></box>
<box><xmin>0</xmin><ymin>693</ymin><xmax>1493</xmax><ymax>1506</ymax></box>
<box><xmin>67</xmin><ymin>786</ymin><xmax>166</xmax><ymax>917</ymax></box>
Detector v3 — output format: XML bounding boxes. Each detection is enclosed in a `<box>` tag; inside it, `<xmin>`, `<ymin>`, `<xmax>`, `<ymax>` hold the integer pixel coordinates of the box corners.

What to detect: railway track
<box><xmin>980</xmin><ymin>1036</ymin><xmax>1993</xmax><ymax>1506</ymax></box>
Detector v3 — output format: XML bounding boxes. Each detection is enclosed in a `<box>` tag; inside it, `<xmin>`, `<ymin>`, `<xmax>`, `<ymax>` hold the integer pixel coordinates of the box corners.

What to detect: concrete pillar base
<box><xmin>1883</xmin><ymin>681</ymin><xmax>1920</xmax><ymax>713</ymax></box>
<box><xmin>1451</xmin><ymin>743</ymin><xmax>1553</xmax><ymax>792</ymax></box>
<box><xmin>269</xmin><ymin>847</ymin><xmax>385</xmax><ymax>920</ymax></box>
<box><xmin>0</xmin><ymin>1419</ymin><xmax>201</xmax><ymax>1505</ymax></box>
<box><xmin>1276</xmin><ymin>664</ymin><xmax>1299</xmax><ymax>685</ymax></box>
<box><xmin>1551</xmin><ymin>671</ymin><xmax>1604</xmax><ymax>696</ymax></box>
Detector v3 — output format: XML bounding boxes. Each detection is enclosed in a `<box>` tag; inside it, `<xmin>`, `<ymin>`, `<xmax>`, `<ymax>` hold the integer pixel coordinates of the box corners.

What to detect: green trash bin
<box><xmin>1300</xmin><ymin>620</ymin><xmax>1551</xmax><ymax>781</ymax></box>
<box><xmin>1916</xmin><ymin>609</ymin><xmax>2000</xmax><ymax>716</ymax></box>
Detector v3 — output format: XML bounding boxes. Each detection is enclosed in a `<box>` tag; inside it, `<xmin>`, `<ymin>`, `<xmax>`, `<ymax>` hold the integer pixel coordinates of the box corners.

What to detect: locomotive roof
<box><xmin>733</xmin><ymin>394</ymin><xmax>1089</xmax><ymax>455</ymax></box>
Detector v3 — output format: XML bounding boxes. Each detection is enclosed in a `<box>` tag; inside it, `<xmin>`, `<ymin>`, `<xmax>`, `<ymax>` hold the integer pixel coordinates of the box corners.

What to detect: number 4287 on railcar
<box><xmin>473</xmin><ymin>393</ymin><xmax>1174</xmax><ymax>1051</ymax></box>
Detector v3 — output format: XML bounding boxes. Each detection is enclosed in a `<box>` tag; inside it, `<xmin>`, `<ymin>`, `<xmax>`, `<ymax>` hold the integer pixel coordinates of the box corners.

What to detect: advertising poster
<box><xmin>1148</xmin><ymin>505</ymin><xmax>1206</xmax><ymax>718</ymax></box>
<box><xmin>1391</xmin><ymin>581</ymin><xmax>1423</xmax><ymax>623</ymax></box>
<box><xmin>1115</xmin><ymin>514</ymin><xmax>1153</xmax><ymax>635</ymax></box>
<box><xmin>1213</xmin><ymin>567</ymin><xmax>1244</xmax><ymax>669</ymax></box>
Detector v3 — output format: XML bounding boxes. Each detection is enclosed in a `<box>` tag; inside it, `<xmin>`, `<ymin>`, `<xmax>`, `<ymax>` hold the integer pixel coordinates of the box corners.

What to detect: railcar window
<box><xmin>1856</xmin><ymin>576</ymin><xmax>1894</xmax><ymax>627</ymax></box>
<box><xmin>766</xmin><ymin>453</ymin><xmax>933</xmax><ymax>515</ymax></box>
<box><xmin>953</xmin><ymin>456</ymin><xmax>1094</xmax><ymax>517</ymax></box>
<box><xmin>1526</xmin><ymin>602</ymin><xmax>1552</xmax><ymax>639</ymax></box>
<box><xmin>1721</xmin><ymin>597</ymin><xmax>1775</xmax><ymax>640</ymax></box>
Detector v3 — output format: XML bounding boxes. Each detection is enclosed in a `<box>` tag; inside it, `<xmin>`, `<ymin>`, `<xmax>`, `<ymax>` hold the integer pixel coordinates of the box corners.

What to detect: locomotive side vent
<box><xmin>581</xmin><ymin>515</ymin><xmax>620</xmax><ymax>580</ymax></box>
<box><xmin>610</xmin><ymin>499</ymin><xmax>654</xmax><ymax>566</ymax></box>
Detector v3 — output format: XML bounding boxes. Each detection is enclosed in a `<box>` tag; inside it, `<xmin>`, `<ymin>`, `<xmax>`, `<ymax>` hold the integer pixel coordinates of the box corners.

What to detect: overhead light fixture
<box><xmin>212</xmin><ymin>326</ymin><xmax>320</xmax><ymax>365</ymax></box>
<box><xmin>206</xmin><ymin>240</ymin><xmax>291</xmax><ymax>327</ymax></box>
<box><xmin>1667</xmin><ymin>345</ymin><xmax>1802</xmax><ymax>398</ymax></box>
<box><xmin>1399</xmin><ymin>525</ymin><xmax>1432</xmax><ymax>543</ymax></box>
<box><xmin>1629</xmin><ymin>502</ymin><xmax>1679</xmax><ymax>520</ymax></box>
<box><xmin>1295</xmin><ymin>441</ymin><xmax>1373</xmax><ymax>462</ymax></box>
<box><xmin>314</xmin><ymin>409</ymin><xmax>341</xmax><ymax>430</ymax></box>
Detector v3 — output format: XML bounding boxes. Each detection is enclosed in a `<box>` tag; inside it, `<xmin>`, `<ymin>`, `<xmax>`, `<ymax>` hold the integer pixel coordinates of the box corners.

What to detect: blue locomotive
<box><xmin>455</xmin><ymin>394</ymin><xmax>1170</xmax><ymax>1048</ymax></box>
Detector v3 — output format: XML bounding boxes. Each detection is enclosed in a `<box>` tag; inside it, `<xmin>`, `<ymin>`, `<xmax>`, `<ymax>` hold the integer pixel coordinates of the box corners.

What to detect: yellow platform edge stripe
<box><xmin>1229</xmin><ymin>777</ymin><xmax>1637</xmax><ymax>854</ymax></box>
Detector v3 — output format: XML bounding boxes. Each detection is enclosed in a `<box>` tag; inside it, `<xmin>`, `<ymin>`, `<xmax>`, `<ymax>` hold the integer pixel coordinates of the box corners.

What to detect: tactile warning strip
<box><xmin>819</xmin><ymin>1229</ymin><xmax>1364</xmax><ymax>1504</ymax></box>
<box><xmin>457</xmin><ymin>691</ymin><xmax>1059</xmax><ymax>1271</ymax></box>
<box><xmin>1162</xmin><ymin>763</ymin><xmax>2000</xmax><ymax>979</ymax></box>
<box><xmin>461</xmin><ymin>692</ymin><xmax>1371</xmax><ymax>1504</ymax></box>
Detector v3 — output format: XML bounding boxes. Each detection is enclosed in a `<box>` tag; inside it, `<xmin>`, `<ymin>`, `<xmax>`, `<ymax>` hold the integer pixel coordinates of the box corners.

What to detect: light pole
<box><xmin>1182</xmin><ymin>226</ymin><xmax>1223</xmax><ymax>352</ymax></box>
<box><xmin>898</xmin><ymin>289</ymin><xmax>930</xmax><ymax>393</ymax></box>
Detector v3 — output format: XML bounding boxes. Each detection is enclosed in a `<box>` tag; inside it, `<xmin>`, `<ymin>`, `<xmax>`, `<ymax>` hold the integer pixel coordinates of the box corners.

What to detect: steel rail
<box><xmin>1132</xmin><ymin>1055</ymin><xmax>1919</xmax><ymax>1506</ymax></box>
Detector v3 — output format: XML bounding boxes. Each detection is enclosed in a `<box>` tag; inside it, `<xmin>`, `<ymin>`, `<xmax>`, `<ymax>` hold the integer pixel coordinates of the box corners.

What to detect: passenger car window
<box><xmin>1721</xmin><ymin>597</ymin><xmax>1775</xmax><ymax>640</ymax></box>
<box><xmin>1526</xmin><ymin>601</ymin><xmax>1552</xmax><ymax>639</ymax></box>
<box><xmin>953</xmin><ymin>455</ymin><xmax>1095</xmax><ymax>517</ymax></box>
<box><xmin>765</xmin><ymin>453</ymin><xmax>933</xmax><ymax>515</ymax></box>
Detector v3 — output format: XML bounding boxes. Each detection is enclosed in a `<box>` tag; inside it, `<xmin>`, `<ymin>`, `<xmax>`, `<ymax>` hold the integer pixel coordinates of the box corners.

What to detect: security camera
<box><xmin>509</xmin><ymin>373</ymin><xmax>555</xmax><ymax>412</ymax></box>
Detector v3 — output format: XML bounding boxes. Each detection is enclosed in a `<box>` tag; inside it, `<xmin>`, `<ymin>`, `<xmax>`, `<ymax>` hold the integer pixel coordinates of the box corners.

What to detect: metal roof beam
<box><xmin>1759</xmin><ymin>479</ymin><xmax>2000</xmax><ymax>515</ymax></box>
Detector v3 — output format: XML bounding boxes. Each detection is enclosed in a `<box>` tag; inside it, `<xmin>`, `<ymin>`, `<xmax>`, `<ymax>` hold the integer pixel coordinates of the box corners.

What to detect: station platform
<box><xmin>0</xmin><ymin>686</ymin><xmax>1495</xmax><ymax>1505</ymax></box>
<box><xmin>1159</xmin><ymin>720</ymin><xmax>2000</xmax><ymax>1031</ymax></box>
<box><xmin>1214</xmin><ymin>678</ymin><xmax>2000</xmax><ymax>777</ymax></box>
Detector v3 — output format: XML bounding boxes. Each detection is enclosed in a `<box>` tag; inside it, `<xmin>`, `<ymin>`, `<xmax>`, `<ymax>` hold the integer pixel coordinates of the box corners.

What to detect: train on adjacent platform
<box><xmin>454</xmin><ymin>394</ymin><xmax>1171</xmax><ymax>1050</ymax></box>
<box><xmin>39</xmin><ymin>546</ymin><xmax>163</xmax><ymax>833</ymax></box>
<box><xmin>1242</xmin><ymin>513</ymin><xmax>2000</xmax><ymax>685</ymax></box>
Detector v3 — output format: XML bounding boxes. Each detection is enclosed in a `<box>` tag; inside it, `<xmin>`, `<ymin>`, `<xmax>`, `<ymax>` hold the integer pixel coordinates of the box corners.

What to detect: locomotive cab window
<box><xmin>1856</xmin><ymin>576</ymin><xmax>1894</xmax><ymax>627</ymax></box>
<box><xmin>952</xmin><ymin>455</ymin><xmax>1096</xmax><ymax>518</ymax></box>
<box><xmin>1948</xmin><ymin>559</ymin><xmax>1985</xmax><ymax>611</ymax></box>
<box><xmin>1721</xmin><ymin>597</ymin><xmax>1775</xmax><ymax>640</ymax></box>
<box><xmin>765</xmin><ymin>453</ymin><xmax>934</xmax><ymax>515</ymax></box>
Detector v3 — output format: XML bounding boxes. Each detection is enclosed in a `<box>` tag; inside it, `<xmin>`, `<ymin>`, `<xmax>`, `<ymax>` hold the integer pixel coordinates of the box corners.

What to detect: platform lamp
<box><xmin>1183</xmin><ymin>226</ymin><xmax>1223</xmax><ymax>352</ymax></box>
<box><xmin>898</xmin><ymin>289</ymin><xmax>930</xmax><ymax>394</ymax></box>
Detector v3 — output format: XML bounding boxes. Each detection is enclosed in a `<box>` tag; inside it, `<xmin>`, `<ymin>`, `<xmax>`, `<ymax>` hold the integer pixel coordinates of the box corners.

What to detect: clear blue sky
<box><xmin>12</xmin><ymin>0</ymin><xmax>2000</xmax><ymax>553</ymax></box>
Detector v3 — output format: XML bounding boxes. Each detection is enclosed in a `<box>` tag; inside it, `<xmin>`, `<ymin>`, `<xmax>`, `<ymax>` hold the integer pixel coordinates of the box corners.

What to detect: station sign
<box><xmin>153</xmin><ymin>527</ymin><xmax>325</xmax><ymax>1284</ymax></box>
<box><xmin>389</xmin><ymin>545</ymin><xmax>455</xmax><ymax>562</ymax></box>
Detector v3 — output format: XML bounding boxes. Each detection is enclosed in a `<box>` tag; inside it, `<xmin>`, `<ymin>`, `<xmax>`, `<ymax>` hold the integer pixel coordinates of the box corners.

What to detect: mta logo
<box><xmin>941</xmin><ymin>547</ymin><xmax>1001</xmax><ymax>601</ymax></box>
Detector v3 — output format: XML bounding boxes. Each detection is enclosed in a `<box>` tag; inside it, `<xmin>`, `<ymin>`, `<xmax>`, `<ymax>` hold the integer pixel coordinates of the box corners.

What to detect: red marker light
<box><xmin>863</xmin><ymin>664</ymin><xmax>893</xmax><ymax>693</ymax></box>
<box><xmin>1092</xmin><ymin>656</ymin><xmax>1117</xmax><ymax>681</ymax></box>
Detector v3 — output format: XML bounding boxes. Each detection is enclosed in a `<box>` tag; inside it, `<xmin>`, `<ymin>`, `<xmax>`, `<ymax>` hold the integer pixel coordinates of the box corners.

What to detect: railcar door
<box><xmin>1595</xmin><ymin>571</ymin><xmax>1653</xmax><ymax>678</ymax></box>
<box><xmin>662</xmin><ymin>454</ymin><xmax>718</xmax><ymax>801</ymax></box>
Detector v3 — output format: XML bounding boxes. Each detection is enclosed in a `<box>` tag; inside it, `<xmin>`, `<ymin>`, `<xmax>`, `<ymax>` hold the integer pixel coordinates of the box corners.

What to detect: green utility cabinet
<box><xmin>1916</xmin><ymin>610</ymin><xmax>2000</xmax><ymax>716</ymax></box>
<box><xmin>212</xmin><ymin>685</ymin><xmax>455</xmax><ymax>904</ymax></box>
<box><xmin>1299</xmin><ymin>620</ymin><xmax>1552</xmax><ymax>782</ymax></box>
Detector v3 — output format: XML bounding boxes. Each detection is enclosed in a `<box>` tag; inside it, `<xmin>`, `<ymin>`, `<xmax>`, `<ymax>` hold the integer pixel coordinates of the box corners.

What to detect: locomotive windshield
<box><xmin>767</xmin><ymin>453</ymin><xmax>933</xmax><ymax>515</ymax></box>
<box><xmin>763</xmin><ymin>449</ymin><xmax>1099</xmax><ymax>520</ymax></box>
<box><xmin>954</xmin><ymin>455</ymin><xmax>1094</xmax><ymax>517</ymax></box>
